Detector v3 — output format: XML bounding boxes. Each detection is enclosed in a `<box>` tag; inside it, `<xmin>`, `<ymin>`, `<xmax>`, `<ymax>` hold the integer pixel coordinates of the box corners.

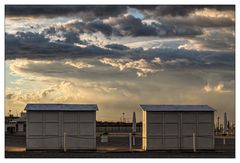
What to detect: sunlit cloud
<box><xmin>99</xmin><ymin>57</ymin><xmax>162</xmax><ymax>77</ymax></box>
<box><xmin>5</xmin><ymin>5</ymin><xmax>235</xmax><ymax>121</ymax></box>
<box><xmin>151</xmin><ymin>57</ymin><xmax>161</xmax><ymax>64</ymax></box>
<box><xmin>203</xmin><ymin>83</ymin><xmax>212</xmax><ymax>92</ymax></box>
<box><xmin>203</xmin><ymin>82</ymin><xmax>232</xmax><ymax>93</ymax></box>
<box><xmin>5</xmin><ymin>80</ymin><xmax>85</xmax><ymax>104</ymax></box>
<box><xmin>178</xmin><ymin>28</ymin><xmax>234</xmax><ymax>52</ymax></box>
<box><xmin>193</xmin><ymin>8</ymin><xmax>235</xmax><ymax>21</ymax></box>
<box><xmin>64</xmin><ymin>60</ymin><xmax>94</xmax><ymax>69</ymax></box>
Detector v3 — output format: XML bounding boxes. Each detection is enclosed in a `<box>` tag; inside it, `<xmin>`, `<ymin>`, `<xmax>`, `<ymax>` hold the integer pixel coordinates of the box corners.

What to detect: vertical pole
<box><xmin>129</xmin><ymin>133</ymin><xmax>132</xmax><ymax>151</ymax></box>
<box><xmin>64</xmin><ymin>132</ymin><xmax>67</xmax><ymax>152</ymax></box>
<box><xmin>193</xmin><ymin>132</ymin><xmax>196</xmax><ymax>152</ymax></box>
<box><xmin>132</xmin><ymin>135</ymin><xmax>135</xmax><ymax>146</ymax></box>
<box><xmin>223</xmin><ymin>136</ymin><xmax>226</xmax><ymax>145</ymax></box>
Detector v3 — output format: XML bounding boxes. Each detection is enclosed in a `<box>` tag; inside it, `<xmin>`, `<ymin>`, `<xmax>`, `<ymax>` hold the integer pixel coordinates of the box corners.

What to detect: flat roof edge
<box><xmin>139</xmin><ymin>104</ymin><xmax>216</xmax><ymax>112</ymax></box>
<box><xmin>25</xmin><ymin>104</ymin><xmax>99</xmax><ymax>111</ymax></box>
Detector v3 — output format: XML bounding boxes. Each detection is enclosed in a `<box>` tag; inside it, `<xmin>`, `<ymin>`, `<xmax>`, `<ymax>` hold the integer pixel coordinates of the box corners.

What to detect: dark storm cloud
<box><xmin>5</xmin><ymin>31</ymin><xmax>235</xmax><ymax>71</ymax></box>
<box><xmin>113</xmin><ymin>15</ymin><xmax>158</xmax><ymax>36</ymax></box>
<box><xmin>162</xmin><ymin>25</ymin><xmax>203</xmax><ymax>36</ymax></box>
<box><xmin>6</xmin><ymin>5</ymin><xmax>234</xmax><ymax>38</ymax></box>
<box><xmin>199</xmin><ymin>38</ymin><xmax>234</xmax><ymax>51</ymax></box>
<box><xmin>43</xmin><ymin>15</ymin><xmax>203</xmax><ymax>38</ymax></box>
<box><xmin>86</xmin><ymin>19</ymin><xmax>113</xmax><ymax>36</ymax></box>
<box><xmin>136</xmin><ymin>5</ymin><xmax>234</xmax><ymax>17</ymax></box>
<box><xmin>107</xmin><ymin>15</ymin><xmax>202</xmax><ymax>37</ymax></box>
<box><xmin>105</xmin><ymin>44</ymin><xmax>130</xmax><ymax>51</ymax></box>
<box><xmin>128</xmin><ymin>47</ymin><xmax>235</xmax><ymax>71</ymax></box>
<box><xmin>201</xmin><ymin>52</ymin><xmax>235</xmax><ymax>68</ymax></box>
<box><xmin>5</xmin><ymin>32</ymin><xmax>49</xmax><ymax>58</ymax></box>
<box><xmin>42</xmin><ymin>26</ymin><xmax>88</xmax><ymax>45</ymax></box>
<box><xmin>64</xmin><ymin>31</ymin><xmax>83</xmax><ymax>44</ymax></box>
<box><xmin>6</xmin><ymin>5</ymin><xmax>234</xmax><ymax>18</ymax></box>
<box><xmin>181</xmin><ymin>29</ymin><xmax>235</xmax><ymax>52</ymax></box>
<box><xmin>5</xmin><ymin>5</ymin><xmax>128</xmax><ymax>19</ymax></box>
<box><xmin>5</xmin><ymin>32</ymin><xmax>121</xmax><ymax>60</ymax></box>
<box><xmin>159</xmin><ymin>16</ymin><xmax>234</xmax><ymax>28</ymax></box>
<box><xmin>42</xmin><ymin>14</ymin><xmax>232</xmax><ymax>40</ymax></box>
<box><xmin>44</xmin><ymin>19</ymin><xmax>113</xmax><ymax>37</ymax></box>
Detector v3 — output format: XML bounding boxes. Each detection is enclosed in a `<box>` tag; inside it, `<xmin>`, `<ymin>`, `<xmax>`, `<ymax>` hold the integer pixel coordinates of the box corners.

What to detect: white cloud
<box><xmin>214</xmin><ymin>83</ymin><xmax>232</xmax><ymax>93</ymax></box>
<box><xmin>64</xmin><ymin>60</ymin><xmax>94</xmax><ymax>69</ymax></box>
<box><xmin>136</xmin><ymin>72</ymin><xmax>146</xmax><ymax>77</ymax></box>
<box><xmin>165</xmin><ymin>58</ymin><xmax>189</xmax><ymax>65</ymax></box>
<box><xmin>151</xmin><ymin>57</ymin><xmax>162</xmax><ymax>64</ymax></box>
<box><xmin>99</xmin><ymin>57</ymin><xmax>160</xmax><ymax>77</ymax></box>
<box><xmin>192</xmin><ymin>8</ymin><xmax>234</xmax><ymax>20</ymax></box>
<box><xmin>203</xmin><ymin>83</ymin><xmax>212</xmax><ymax>92</ymax></box>
<box><xmin>5</xmin><ymin>80</ymin><xmax>85</xmax><ymax>104</ymax></box>
<box><xmin>142</xmin><ymin>19</ymin><xmax>160</xmax><ymax>25</ymax></box>
<box><xmin>203</xmin><ymin>82</ymin><xmax>232</xmax><ymax>93</ymax></box>
<box><xmin>125</xmin><ymin>7</ymin><xmax>144</xmax><ymax>19</ymax></box>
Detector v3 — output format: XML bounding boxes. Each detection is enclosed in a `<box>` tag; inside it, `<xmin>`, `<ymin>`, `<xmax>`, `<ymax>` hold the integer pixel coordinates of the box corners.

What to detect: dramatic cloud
<box><xmin>139</xmin><ymin>48</ymin><xmax>234</xmax><ymax>70</ymax></box>
<box><xmin>99</xmin><ymin>57</ymin><xmax>162</xmax><ymax>77</ymax></box>
<box><xmin>86</xmin><ymin>19</ymin><xmax>113</xmax><ymax>36</ymax></box>
<box><xmin>64</xmin><ymin>60</ymin><xmax>94</xmax><ymax>69</ymax></box>
<box><xmin>5</xmin><ymin>31</ymin><xmax>235</xmax><ymax>72</ymax></box>
<box><xmin>59</xmin><ymin>19</ymin><xmax>114</xmax><ymax>37</ymax></box>
<box><xmin>108</xmin><ymin>15</ymin><xmax>158</xmax><ymax>36</ymax></box>
<box><xmin>8</xmin><ymin>59</ymin><xmax>96</xmax><ymax>79</ymax></box>
<box><xmin>138</xmin><ymin>5</ymin><xmax>234</xmax><ymax>17</ymax></box>
<box><xmin>104</xmin><ymin>15</ymin><xmax>203</xmax><ymax>37</ymax></box>
<box><xmin>105</xmin><ymin>44</ymin><xmax>130</xmax><ymax>51</ymax></box>
<box><xmin>5</xmin><ymin>5</ymin><xmax>235</xmax><ymax>121</ymax></box>
<box><xmin>5</xmin><ymin>32</ymin><xmax>119</xmax><ymax>60</ymax></box>
<box><xmin>158</xmin><ymin>15</ymin><xmax>234</xmax><ymax>28</ymax></box>
<box><xmin>203</xmin><ymin>82</ymin><xmax>233</xmax><ymax>93</ymax></box>
<box><xmin>6</xmin><ymin>5</ymin><xmax>234</xmax><ymax>18</ymax></box>
<box><xmin>151</xmin><ymin>57</ymin><xmax>161</xmax><ymax>64</ymax></box>
<box><xmin>5</xmin><ymin>80</ymin><xmax>84</xmax><ymax>104</ymax></box>
<box><xmin>5</xmin><ymin>5</ymin><xmax>128</xmax><ymax>20</ymax></box>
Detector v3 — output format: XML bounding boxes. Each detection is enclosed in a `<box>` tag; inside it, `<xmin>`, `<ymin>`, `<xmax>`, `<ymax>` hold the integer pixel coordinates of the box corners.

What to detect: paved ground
<box><xmin>5</xmin><ymin>133</ymin><xmax>235</xmax><ymax>158</ymax></box>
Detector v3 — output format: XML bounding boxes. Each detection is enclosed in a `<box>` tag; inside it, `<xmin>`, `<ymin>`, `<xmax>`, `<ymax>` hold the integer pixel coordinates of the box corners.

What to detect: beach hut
<box><xmin>25</xmin><ymin>104</ymin><xmax>98</xmax><ymax>150</ymax></box>
<box><xmin>140</xmin><ymin>105</ymin><xmax>215</xmax><ymax>150</ymax></box>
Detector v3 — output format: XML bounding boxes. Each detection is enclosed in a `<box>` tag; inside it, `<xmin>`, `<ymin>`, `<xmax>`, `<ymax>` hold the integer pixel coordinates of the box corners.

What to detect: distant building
<box><xmin>25</xmin><ymin>104</ymin><xmax>98</xmax><ymax>150</ymax></box>
<box><xmin>5</xmin><ymin>112</ymin><xmax>27</xmax><ymax>133</ymax></box>
<box><xmin>5</xmin><ymin>115</ymin><xmax>18</xmax><ymax>133</ymax></box>
<box><xmin>15</xmin><ymin>112</ymin><xmax>27</xmax><ymax>132</ymax></box>
<box><xmin>140</xmin><ymin>105</ymin><xmax>215</xmax><ymax>150</ymax></box>
<box><xmin>5</xmin><ymin>120</ymin><xmax>17</xmax><ymax>133</ymax></box>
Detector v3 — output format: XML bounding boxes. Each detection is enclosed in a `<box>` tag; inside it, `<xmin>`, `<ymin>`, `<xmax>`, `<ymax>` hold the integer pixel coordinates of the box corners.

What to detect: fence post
<box><xmin>132</xmin><ymin>134</ymin><xmax>135</xmax><ymax>146</ymax></box>
<box><xmin>64</xmin><ymin>132</ymin><xmax>67</xmax><ymax>152</ymax></box>
<box><xmin>193</xmin><ymin>132</ymin><xmax>196</xmax><ymax>152</ymax></box>
<box><xmin>223</xmin><ymin>136</ymin><xmax>226</xmax><ymax>145</ymax></box>
<box><xmin>129</xmin><ymin>133</ymin><xmax>132</xmax><ymax>151</ymax></box>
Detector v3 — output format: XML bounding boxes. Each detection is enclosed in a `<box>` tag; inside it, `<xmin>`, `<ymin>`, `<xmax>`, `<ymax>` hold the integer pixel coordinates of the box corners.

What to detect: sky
<box><xmin>5</xmin><ymin>5</ymin><xmax>235</xmax><ymax>122</ymax></box>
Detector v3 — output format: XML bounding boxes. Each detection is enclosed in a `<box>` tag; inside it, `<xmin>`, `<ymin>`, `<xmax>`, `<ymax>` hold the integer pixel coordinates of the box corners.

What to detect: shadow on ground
<box><xmin>5</xmin><ymin>133</ymin><xmax>235</xmax><ymax>158</ymax></box>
